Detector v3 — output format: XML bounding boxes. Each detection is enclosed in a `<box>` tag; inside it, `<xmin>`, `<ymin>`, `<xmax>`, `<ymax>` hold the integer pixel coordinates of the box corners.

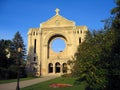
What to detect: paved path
<box><xmin>0</xmin><ymin>75</ymin><xmax>59</xmax><ymax>90</ymax></box>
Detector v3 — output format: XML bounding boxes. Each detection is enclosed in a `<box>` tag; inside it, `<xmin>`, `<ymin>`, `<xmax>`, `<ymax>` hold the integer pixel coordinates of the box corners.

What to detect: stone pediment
<box><xmin>40</xmin><ymin>9</ymin><xmax>75</xmax><ymax>28</ymax></box>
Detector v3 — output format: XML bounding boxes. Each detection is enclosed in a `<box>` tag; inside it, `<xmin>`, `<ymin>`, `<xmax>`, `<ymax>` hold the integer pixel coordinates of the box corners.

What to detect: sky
<box><xmin>0</xmin><ymin>0</ymin><xmax>116</xmax><ymax>51</ymax></box>
<box><xmin>51</xmin><ymin>38</ymin><xmax>66</xmax><ymax>52</ymax></box>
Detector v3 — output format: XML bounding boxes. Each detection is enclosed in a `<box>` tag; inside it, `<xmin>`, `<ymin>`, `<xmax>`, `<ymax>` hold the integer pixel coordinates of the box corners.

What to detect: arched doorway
<box><xmin>48</xmin><ymin>63</ymin><xmax>53</xmax><ymax>73</ymax></box>
<box><xmin>55</xmin><ymin>62</ymin><xmax>60</xmax><ymax>73</ymax></box>
<box><xmin>63</xmin><ymin>63</ymin><xmax>67</xmax><ymax>73</ymax></box>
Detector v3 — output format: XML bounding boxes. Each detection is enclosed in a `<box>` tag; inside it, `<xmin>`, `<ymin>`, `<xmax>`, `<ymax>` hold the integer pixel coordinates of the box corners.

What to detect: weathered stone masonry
<box><xmin>27</xmin><ymin>8</ymin><xmax>88</xmax><ymax>76</ymax></box>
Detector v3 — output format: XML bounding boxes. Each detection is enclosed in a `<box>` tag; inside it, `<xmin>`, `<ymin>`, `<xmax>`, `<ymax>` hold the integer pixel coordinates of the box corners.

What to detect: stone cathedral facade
<box><xmin>27</xmin><ymin>8</ymin><xmax>88</xmax><ymax>76</ymax></box>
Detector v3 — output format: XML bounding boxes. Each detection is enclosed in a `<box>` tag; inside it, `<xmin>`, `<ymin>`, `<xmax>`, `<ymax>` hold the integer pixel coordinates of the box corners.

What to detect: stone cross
<box><xmin>55</xmin><ymin>8</ymin><xmax>60</xmax><ymax>15</ymax></box>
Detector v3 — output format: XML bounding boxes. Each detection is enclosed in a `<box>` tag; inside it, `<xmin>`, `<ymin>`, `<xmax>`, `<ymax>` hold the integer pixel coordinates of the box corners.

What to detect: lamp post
<box><xmin>16</xmin><ymin>47</ymin><xmax>22</xmax><ymax>90</ymax></box>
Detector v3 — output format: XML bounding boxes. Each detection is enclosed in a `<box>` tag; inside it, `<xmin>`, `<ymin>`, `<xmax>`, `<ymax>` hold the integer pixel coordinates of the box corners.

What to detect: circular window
<box><xmin>51</xmin><ymin>38</ymin><xmax>66</xmax><ymax>53</ymax></box>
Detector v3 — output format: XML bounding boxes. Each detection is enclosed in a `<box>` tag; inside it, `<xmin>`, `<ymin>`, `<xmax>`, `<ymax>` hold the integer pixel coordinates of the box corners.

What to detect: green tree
<box><xmin>10</xmin><ymin>31</ymin><xmax>26</xmax><ymax>78</ymax></box>
<box><xmin>73</xmin><ymin>30</ymin><xmax>111</xmax><ymax>90</ymax></box>
<box><xmin>0</xmin><ymin>39</ymin><xmax>12</xmax><ymax>79</ymax></box>
<box><xmin>0</xmin><ymin>32</ymin><xmax>26</xmax><ymax>79</ymax></box>
<box><xmin>72</xmin><ymin>0</ymin><xmax>120</xmax><ymax>89</ymax></box>
<box><xmin>107</xmin><ymin>0</ymin><xmax>120</xmax><ymax>89</ymax></box>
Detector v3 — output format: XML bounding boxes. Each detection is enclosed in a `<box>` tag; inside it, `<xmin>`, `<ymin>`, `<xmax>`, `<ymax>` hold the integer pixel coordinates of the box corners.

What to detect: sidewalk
<box><xmin>0</xmin><ymin>75</ymin><xmax>59</xmax><ymax>90</ymax></box>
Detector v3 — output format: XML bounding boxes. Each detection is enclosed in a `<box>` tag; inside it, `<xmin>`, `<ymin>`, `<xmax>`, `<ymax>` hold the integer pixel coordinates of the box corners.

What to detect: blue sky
<box><xmin>51</xmin><ymin>38</ymin><xmax>66</xmax><ymax>52</ymax></box>
<box><xmin>0</xmin><ymin>0</ymin><xmax>116</xmax><ymax>49</ymax></box>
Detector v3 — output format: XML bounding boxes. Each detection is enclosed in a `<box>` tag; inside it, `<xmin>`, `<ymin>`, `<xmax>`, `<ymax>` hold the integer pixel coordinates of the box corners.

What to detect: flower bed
<box><xmin>49</xmin><ymin>83</ymin><xmax>73</xmax><ymax>88</ymax></box>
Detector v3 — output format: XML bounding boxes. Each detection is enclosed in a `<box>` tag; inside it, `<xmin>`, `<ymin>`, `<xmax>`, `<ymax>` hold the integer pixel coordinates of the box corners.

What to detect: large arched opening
<box><xmin>47</xmin><ymin>34</ymin><xmax>67</xmax><ymax>59</ymax></box>
<box><xmin>51</xmin><ymin>38</ymin><xmax>66</xmax><ymax>53</ymax></box>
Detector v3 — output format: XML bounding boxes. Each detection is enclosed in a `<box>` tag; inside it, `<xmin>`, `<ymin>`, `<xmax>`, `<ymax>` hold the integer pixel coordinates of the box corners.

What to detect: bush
<box><xmin>26</xmin><ymin>72</ymin><xmax>34</xmax><ymax>78</ymax></box>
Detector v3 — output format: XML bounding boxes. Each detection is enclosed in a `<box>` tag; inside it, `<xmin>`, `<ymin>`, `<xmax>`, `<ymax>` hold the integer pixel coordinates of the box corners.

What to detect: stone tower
<box><xmin>27</xmin><ymin>8</ymin><xmax>88</xmax><ymax>76</ymax></box>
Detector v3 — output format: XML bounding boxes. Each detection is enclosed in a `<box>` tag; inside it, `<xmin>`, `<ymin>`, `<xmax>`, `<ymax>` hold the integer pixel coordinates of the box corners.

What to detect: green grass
<box><xmin>21</xmin><ymin>77</ymin><xmax>86</xmax><ymax>90</ymax></box>
<box><xmin>0</xmin><ymin>77</ymin><xmax>34</xmax><ymax>84</ymax></box>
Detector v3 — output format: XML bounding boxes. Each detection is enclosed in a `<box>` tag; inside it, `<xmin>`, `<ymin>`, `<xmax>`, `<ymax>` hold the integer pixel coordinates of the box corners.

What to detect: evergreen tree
<box><xmin>0</xmin><ymin>39</ymin><xmax>12</xmax><ymax>79</ymax></box>
<box><xmin>10</xmin><ymin>31</ymin><xmax>26</xmax><ymax>78</ymax></box>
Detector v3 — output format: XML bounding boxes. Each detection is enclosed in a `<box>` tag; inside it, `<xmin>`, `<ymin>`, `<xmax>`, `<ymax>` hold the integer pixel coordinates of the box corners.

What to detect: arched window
<box><xmin>55</xmin><ymin>62</ymin><xmax>60</xmax><ymax>73</ymax></box>
<box><xmin>48</xmin><ymin>63</ymin><xmax>53</xmax><ymax>73</ymax></box>
<box><xmin>34</xmin><ymin>39</ymin><xmax>36</xmax><ymax>53</ymax></box>
<box><xmin>33</xmin><ymin>32</ymin><xmax>35</xmax><ymax>35</ymax></box>
<box><xmin>34</xmin><ymin>57</ymin><xmax>36</xmax><ymax>61</ymax></box>
<box><xmin>81</xmin><ymin>30</ymin><xmax>82</xmax><ymax>34</ymax></box>
<box><xmin>79</xmin><ymin>37</ymin><xmax>81</xmax><ymax>44</ymax></box>
<box><xmin>63</xmin><ymin>63</ymin><xmax>67</xmax><ymax>73</ymax></box>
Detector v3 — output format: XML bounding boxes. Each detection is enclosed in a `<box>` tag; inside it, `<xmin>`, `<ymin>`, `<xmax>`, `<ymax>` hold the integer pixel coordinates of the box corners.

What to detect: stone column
<box><xmin>53</xmin><ymin>64</ymin><xmax>55</xmax><ymax>75</ymax></box>
<box><xmin>60</xmin><ymin>65</ymin><xmax>63</xmax><ymax>74</ymax></box>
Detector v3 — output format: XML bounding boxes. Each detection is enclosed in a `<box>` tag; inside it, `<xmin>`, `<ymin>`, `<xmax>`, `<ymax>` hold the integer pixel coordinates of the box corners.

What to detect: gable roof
<box><xmin>40</xmin><ymin>8</ymin><xmax>75</xmax><ymax>28</ymax></box>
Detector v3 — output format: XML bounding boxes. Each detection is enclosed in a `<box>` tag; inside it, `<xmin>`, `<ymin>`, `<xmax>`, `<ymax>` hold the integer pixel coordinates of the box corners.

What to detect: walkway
<box><xmin>0</xmin><ymin>75</ymin><xmax>59</xmax><ymax>90</ymax></box>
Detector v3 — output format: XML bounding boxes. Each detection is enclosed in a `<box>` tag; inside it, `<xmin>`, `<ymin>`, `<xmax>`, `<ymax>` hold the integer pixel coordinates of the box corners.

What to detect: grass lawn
<box><xmin>21</xmin><ymin>77</ymin><xmax>86</xmax><ymax>90</ymax></box>
<box><xmin>0</xmin><ymin>77</ymin><xmax>34</xmax><ymax>84</ymax></box>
